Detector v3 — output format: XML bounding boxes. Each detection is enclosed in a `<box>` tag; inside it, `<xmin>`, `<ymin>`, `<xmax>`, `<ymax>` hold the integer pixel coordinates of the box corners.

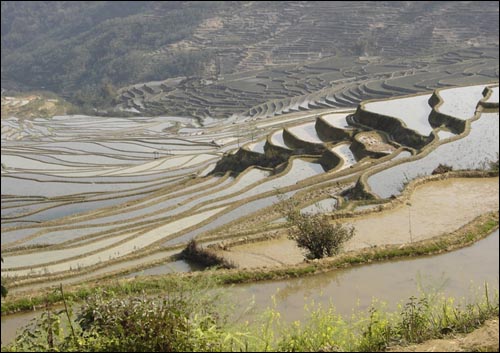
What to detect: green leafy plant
<box><xmin>278</xmin><ymin>195</ymin><xmax>355</xmax><ymax>259</ymax></box>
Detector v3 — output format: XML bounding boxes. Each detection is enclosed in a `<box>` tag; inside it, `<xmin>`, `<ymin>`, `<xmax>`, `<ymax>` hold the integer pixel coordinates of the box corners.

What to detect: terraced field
<box><xmin>1</xmin><ymin>79</ymin><xmax>499</xmax><ymax>294</ymax></box>
<box><xmin>117</xmin><ymin>47</ymin><xmax>499</xmax><ymax>121</ymax></box>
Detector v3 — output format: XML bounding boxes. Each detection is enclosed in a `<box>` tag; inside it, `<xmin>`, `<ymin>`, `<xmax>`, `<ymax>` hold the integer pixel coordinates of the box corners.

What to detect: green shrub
<box><xmin>278</xmin><ymin>195</ymin><xmax>355</xmax><ymax>259</ymax></box>
<box><xmin>5</xmin><ymin>279</ymin><xmax>232</xmax><ymax>352</ymax></box>
<box><xmin>3</xmin><ymin>282</ymin><xmax>498</xmax><ymax>352</ymax></box>
<box><xmin>289</xmin><ymin>215</ymin><xmax>355</xmax><ymax>259</ymax></box>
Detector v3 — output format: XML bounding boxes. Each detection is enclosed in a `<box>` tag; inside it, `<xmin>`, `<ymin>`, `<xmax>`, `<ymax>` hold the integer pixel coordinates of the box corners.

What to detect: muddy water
<box><xmin>2</xmin><ymin>230</ymin><xmax>498</xmax><ymax>346</ymax></box>
<box><xmin>217</xmin><ymin>177</ymin><xmax>499</xmax><ymax>267</ymax></box>
<box><xmin>1</xmin><ymin>311</ymin><xmax>41</xmax><ymax>347</ymax></box>
<box><xmin>220</xmin><ymin>237</ymin><xmax>304</xmax><ymax>268</ymax></box>
<box><xmin>232</xmin><ymin>229</ymin><xmax>499</xmax><ymax>323</ymax></box>
<box><xmin>346</xmin><ymin>177</ymin><xmax>499</xmax><ymax>249</ymax></box>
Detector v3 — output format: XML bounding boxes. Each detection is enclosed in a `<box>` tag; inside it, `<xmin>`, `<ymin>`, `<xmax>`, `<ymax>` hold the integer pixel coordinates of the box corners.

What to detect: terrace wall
<box><xmin>282</xmin><ymin>128</ymin><xmax>326</xmax><ymax>154</ymax></box>
<box><xmin>353</xmin><ymin>105</ymin><xmax>432</xmax><ymax>150</ymax></box>
<box><xmin>315</xmin><ymin>115</ymin><xmax>353</xmax><ymax>141</ymax></box>
<box><xmin>428</xmin><ymin>91</ymin><xmax>468</xmax><ymax>134</ymax></box>
<box><xmin>319</xmin><ymin>148</ymin><xmax>342</xmax><ymax>171</ymax></box>
<box><xmin>478</xmin><ymin>86</ymin><xmax>499</xmax><ymax>110</ymax></box>
<box><xmin>350</xmin><ymin>137</ymin><xmax>387</xmax><ymax>160</ymax></box>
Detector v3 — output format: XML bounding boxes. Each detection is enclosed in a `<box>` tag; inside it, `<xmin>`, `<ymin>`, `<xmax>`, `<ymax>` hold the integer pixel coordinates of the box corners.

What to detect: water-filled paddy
<box><xmin>331</xmin><ymin>143</ymin><xmax>357</xmax><ymax>170</ymax></box>
<box><xmin>203</xmin><ymin>159</ymin><xmax>325</xmax><ymax>209</ymax></box>
<box><xmin>215</xmin><ymin>177</ymin><xmax>499</xmax><ymax>268</ymax></box>
<box><xmin>162</xmin><ymin>190</ymin><xmax>299</xmax><ymax>246</ymax></box>
<box><xmin>270</xmin><ymin>130</ymin><xmax>291</xmax><ymax>149</ymax></box>
<box><xmin>364</xmin><ymin>94</ymin><xmax>433</xmax><ymax>136</ymax></box>
<box><xmin>437</xmin><ymin>84</ymin><xmax>491</xmax><ymax>119</ymax></box>
<box><xmin>4</xmin><ymin>229</ymin><xmax>498</xmax><ymax>346</ymax></box>
<box><xmin>301</xmin><ymin>198</ymin><xmax>338</xmax><ymax>214</ymax></box>
<box><xmin>368</xmin><ymin>112</ymin><xmax>499</xmax><ymax>198</ymax></box>
<box><xmin>1</xmin><ymin>83</ymin><xmax>498</xmax><ymax>299</ymax></box>
<box><xmin>234</xmin><ymin>229</ymin><xmax>499</xmax><ymax>322</ymax></box>
<box><xmin>287</xmin><ymin>122</ymin><xmax>323</xmax><ymax>143</ymax></box>
<box><xmin>321</xmin><ymin>112</ymin><xmax>351</xmax><ymax>128</ymax></box>
<box><xmin>245</xmin><ymin>140</ymin><xmax>266</xmax><ymax>154</ymax></box>
<box><xmin>3</xmin><ymin>207</ymin><xmax>227</xmax><ymax>276</ymax></box>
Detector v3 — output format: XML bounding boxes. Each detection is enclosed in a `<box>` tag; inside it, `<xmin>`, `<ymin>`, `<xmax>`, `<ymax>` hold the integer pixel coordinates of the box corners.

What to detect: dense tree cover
<box><xmin>1</xmin><ymin>1</ymin><xmax>222</xmax><ymax>107</ymax></box>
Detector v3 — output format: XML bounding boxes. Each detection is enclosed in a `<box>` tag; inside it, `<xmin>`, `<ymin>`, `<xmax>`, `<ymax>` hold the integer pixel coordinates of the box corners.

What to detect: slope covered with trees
<box><xmin>2</xmin><ymin>1</ymin><xmax>499</xmax><ymax>115</ymax></box>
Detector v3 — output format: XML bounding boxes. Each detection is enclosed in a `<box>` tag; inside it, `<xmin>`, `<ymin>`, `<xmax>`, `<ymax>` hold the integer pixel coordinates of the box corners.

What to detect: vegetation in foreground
<box><xmin>2</xmin><ymin>277</ymin><xmax>498</xmax><ymax>352</ymax></box>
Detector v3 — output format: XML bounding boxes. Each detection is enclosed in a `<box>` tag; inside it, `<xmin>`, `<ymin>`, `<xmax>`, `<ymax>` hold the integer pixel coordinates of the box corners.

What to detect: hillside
<box><xmin>2</xmin><ymin>1</ymin><xmax>499</xmax><ymax>117</ymax></box>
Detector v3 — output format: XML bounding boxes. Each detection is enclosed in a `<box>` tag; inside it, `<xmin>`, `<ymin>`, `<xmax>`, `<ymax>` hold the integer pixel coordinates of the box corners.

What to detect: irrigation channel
<box><xmin>2</xmin><ymin>229</ymin><xmax>498</xmax><ymax>346</ymax></box>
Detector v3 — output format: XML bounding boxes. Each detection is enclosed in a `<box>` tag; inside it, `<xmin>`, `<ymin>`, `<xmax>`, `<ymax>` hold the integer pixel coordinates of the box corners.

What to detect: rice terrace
<box><xmin>1</xmin><ymin>1</ymin><xmax>499</xmax><ymax>351</ymax></box>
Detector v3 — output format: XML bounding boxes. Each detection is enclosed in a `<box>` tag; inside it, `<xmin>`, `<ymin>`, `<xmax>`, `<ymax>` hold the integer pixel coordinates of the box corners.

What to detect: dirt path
<box><xmin>388</xmin><ymin>318</ymin><xmax>499</xmax><ymax>352</ymax></box>
<box><xmin>217</xmin><ymin>177</ymin><xmax>499</xmax><ymax>268</ymax></box>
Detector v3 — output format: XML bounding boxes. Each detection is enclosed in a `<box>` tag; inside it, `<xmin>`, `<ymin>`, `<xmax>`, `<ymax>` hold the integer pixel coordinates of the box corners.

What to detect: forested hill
<box><xmin>1</xmin><ymin>1</ymin><xmax>499</xmax><ymax>112</ymax></box>
<box><xmin>1</xmin><ymin>1</ymin><xmax>222</xmax><ymax>101</ymax></box>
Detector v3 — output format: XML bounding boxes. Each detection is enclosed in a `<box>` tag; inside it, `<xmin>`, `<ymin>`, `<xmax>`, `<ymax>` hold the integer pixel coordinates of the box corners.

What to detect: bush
<box><xmin>278</xmin><ymin>196</ymin><xmax>355</xmax><ymax>259</ymax></box>
<box><xmin>431</xmin><ymin>163</ymin><xmax>453</xmax><ymax>175</ymax></box>
<box><xmin>3</xmin><ymin>282</ymin><xmax>499</xmax><ymax>352</ymax></box>
<box><xmin>180</xmin><ymin>239</ymin><xmax>234</xmax><ymax>269</ymax></box>
<box><xmin>5</xmin><ymin>279</ymin><xmax>232</xmax><ymax>352</ymax></box>
<box><xmin>289</xmin><ymin>214</ymin><xmax>355</xmax><ymax>259</ymax></box>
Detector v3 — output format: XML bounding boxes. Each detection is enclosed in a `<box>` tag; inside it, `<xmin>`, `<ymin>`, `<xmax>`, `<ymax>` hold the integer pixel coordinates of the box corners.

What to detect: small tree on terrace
<box><xmin>1</xmin><ymin>256</ymin><xmax>7</xmax><ymax>298</ymax></box>
<box><xmin>277</xmin><ymin>195</ymin><xmax>355</xmax><ymax>259</ymax></box>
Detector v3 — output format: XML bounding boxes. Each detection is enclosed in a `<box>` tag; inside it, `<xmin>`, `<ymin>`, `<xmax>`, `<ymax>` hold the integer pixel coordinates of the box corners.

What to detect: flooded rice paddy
<box><xmin>364</xmin><ymin>93</ymin><xmax>433</xmax><ymax>136</ymax></box>
<box><xmin>320</xmin><ymin>112</ymin><xmax>351</xmax><ymax>128</ymax></box>
<box><xmin>288</xmin><ymin>121</ymin><xmax>324</xmax><ymax>144</ymax></box>
<box><xmin>331</xmin><ymin>143</ymin><xmax>358</xmax><ymax>170</ymax></box>
<box><xmin>216</xmin><ymin>177</ymin><xmax>499</xmax><ymax>268</ymax></box>
<box><xmin>234</xmin><ymin>229</ymin><xmax>499</xmax><ymax>322</ymax></box>
<box><xmin>437</xmin><ymin>84</ymin><xmax>493</xmax><ymax>119</ymax></box>
<box><xmin>368</xmin><ymin>112</ymin><xmax>499</xmax><ymax>198</ymax></box>
<box><xmin>1</xmin><ymin>82</ymin><xmax>498</xmax><ymax>304</ymax></box>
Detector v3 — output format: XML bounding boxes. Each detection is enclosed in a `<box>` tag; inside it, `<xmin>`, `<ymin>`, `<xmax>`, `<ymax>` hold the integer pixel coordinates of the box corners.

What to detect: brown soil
<box><xmin>388</xmin><ymin>318</ymin><xmax>499</xmax><ymax>352</ymax></box>
<box><xmin>358</xmin><ymin>131</ymin><xmax>396</xmax><ymax>153</ymax></box>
